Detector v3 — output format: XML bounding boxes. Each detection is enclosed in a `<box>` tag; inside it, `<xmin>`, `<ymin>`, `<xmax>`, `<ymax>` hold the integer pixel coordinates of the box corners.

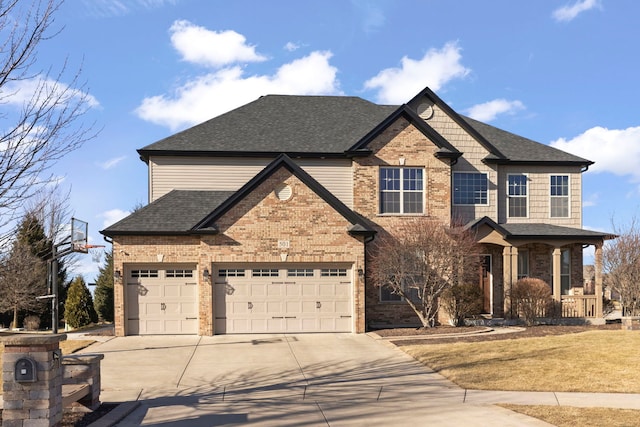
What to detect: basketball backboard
<box><xmin>71</xmin><ymin>217</ymin><xmax>88</xmax><ymax>253</ymax></box>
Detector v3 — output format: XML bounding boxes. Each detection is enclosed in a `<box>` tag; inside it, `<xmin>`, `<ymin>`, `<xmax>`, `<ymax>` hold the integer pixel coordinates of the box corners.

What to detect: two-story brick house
<box><xmin>101</xmin><ymin>86</ymin><xmax>613</xmax><ymax>336</ymax></box>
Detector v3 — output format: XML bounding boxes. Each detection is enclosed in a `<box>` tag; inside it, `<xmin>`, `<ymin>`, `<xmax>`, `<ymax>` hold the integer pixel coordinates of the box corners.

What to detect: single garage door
<box><xmin>126</xmin><ymin>266</ymin><xmax>198</xmax><ymax>335</ymax></box>
<box><xmin>214</xmin><ymin>264</ymin><xmax>352</xmax><ymax>334</ymax></box>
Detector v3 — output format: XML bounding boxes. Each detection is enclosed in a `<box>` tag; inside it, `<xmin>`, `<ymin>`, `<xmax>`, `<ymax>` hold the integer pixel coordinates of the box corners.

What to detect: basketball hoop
<box><xmin>80</xmin><ymin>244</ymin><xmax>106</xmax><ymax>263</ymax></box>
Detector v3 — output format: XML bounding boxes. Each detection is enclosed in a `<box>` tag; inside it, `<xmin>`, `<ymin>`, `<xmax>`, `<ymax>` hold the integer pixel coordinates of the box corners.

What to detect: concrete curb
<box><xmin>367</xmin><ymin>326</ymin><xmax>527</xmax><ymax>341</ymax></box>
<box><xmin>87</xmin><ymin>401</ymin><xmax>141</xmax><ymax>427</ymax></box>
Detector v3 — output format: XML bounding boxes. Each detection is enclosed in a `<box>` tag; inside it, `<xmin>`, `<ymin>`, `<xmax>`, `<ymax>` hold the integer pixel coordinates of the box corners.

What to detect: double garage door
<box><xmin>126</xmin><ymin>266</ymin><xmax>198</xmax><ymax>335</ymax></box>
<box><xmin>125</xmin><ymin>264</ymin><xmax>353</xmax><ymax>335</ymax></box>
<box><xmin>214</xmin><ymin>264</ymin><xmax>353</xmax><ymax>334</ymax></box>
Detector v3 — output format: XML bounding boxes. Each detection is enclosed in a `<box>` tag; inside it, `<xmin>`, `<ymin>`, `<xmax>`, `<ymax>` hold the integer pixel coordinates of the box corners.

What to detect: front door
<box><xmin>479</xmin><ymin>255</ymin><xmax>492</xmax><ymax>314</ymax></box>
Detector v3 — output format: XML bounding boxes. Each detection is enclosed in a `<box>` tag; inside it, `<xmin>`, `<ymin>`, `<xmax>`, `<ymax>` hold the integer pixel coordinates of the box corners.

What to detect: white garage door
<box><xmin>214</xmin><ymin>264</ymin><xmax>352</xmax><ymax>334</ymax></box>
<box><xmin>126</xmin><ymin>266</ymin><xmax>198</xmax><ymax>335</ymax></box>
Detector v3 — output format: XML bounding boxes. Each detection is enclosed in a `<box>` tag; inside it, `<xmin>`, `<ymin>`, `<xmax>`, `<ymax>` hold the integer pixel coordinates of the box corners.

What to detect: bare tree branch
<box><xmin>0</xmin><ymin>0</ymin><xmax>97</xmax><ymax>235</ymax></box>
<box><xmin>368</xmin><ymin>218</ymin><xmax>482</xmax><ymax>327</ymax></box>
<box><xmin>604</xmin><ymin>217</ymin><xmax>640</xmax><ymax>316</ymax></box>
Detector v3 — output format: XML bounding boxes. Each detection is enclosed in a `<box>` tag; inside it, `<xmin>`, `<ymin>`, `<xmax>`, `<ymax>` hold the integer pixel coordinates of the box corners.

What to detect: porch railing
<box><xmin>560</xmin><ymin>295</ymin><xmax>597</xmax><ymax>318</ymax></box>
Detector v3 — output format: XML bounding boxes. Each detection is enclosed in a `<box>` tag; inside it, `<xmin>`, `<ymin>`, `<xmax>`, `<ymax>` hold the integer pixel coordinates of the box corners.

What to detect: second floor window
<box><xmin>507</xmin><ymin>174</ymin><xmax>528</xmax><ymax>217</ymax></box>
<box><xmin>379</xmin><ymin>167</ymin><xmax>423</xmax><ymax>214</ymax></box>
<box><xmin>550</xmin><ymin>175</ymin><xmax>569</xmax><ymax>217</ymax></box>
<box><xmin>453</xmin><ymin>172</ymin><xmax>488</xmax><ymax>205</ymax></box>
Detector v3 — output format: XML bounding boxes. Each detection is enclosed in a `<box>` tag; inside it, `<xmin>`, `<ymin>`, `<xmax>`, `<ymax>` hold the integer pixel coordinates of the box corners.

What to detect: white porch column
<box><xmin>594</xmin><ymin>242</ymin><xmax>604</xmax><ymax>318</ymax></box>
<box><xmin>552</xmin><ymin>247</ymin><xmax>562</xmax><ymax>302</ymax></box>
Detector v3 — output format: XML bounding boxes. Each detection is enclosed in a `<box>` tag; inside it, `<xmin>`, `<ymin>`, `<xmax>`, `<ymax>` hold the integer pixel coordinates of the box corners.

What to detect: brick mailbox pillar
<box><xmin>1</xmin><ymin>334</ymin><xmax>66</xmax><ymax>427</ymax></box>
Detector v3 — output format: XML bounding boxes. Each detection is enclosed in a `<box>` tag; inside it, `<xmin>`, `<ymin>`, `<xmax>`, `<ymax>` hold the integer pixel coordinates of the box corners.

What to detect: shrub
<box><xmin>23</xmin><ymin>315</ymin><xmax>41</xmax><ymax>331</ymax></box>
<box><xmin>65</xmin><ymin>276</ymin><xmax>98</xmax><ymax>329</ymax></box>
<box><xmin>511</xmin><ymin>278</ymin><xmax>552</xmax><ymax>326</ymax></box>
<box><xmin>441</xmin><ymin>282</ymin><xmax>484</xmax><ymax>326</ymax></box>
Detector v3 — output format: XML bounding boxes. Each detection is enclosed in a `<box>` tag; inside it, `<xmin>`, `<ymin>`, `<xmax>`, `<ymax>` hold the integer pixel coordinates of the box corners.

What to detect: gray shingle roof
<box><xmin>139</xmin><ymin>93</ymin><xmax>592</xmax><ymax>167</ymax></box>
<box><xmin>500</xmin><ymin>223</ymin><xmax>614</xmax><ymax>239</ymax></box>
<box><xmin>460</xmin><ymin>115</ymin><xmax>592</xmax><ymax>165</ymax></box>
<box><xmin>139</xmin><ymin>95</ymin><xmax>397</xmax><ymax>155</ymax></box>
<box><xmin>101</xmin><ymin>190</ymin><xmax>234</xmax><ymax>236</ymax></box>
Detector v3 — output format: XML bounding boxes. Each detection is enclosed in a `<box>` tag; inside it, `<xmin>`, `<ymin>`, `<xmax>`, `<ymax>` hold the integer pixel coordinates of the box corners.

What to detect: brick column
<box><xmin>1</xmin><ymin>334</ymin><xmax>66</xmax><ymax>427</ymax></box>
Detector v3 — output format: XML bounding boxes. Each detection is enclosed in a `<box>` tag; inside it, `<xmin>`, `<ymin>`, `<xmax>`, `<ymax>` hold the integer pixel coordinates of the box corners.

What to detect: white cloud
<box><xmin>170</xmin><ymin>20</ymin><xmax>267</xmax><ymax>68</ymax></box>
<box><xmin>582</xmin><ymin>192</ymin><xmax>600</xmax><ymax>207</ymax></box>
<box><xmin>101</xmin><ymin>209</ymin><xmax>130</xmax><ymax>228</ymax></box>
<box><xmin>284</xmin><ymin>42</ymin><xmax>300</xmax><ymax>52</ymax></box>
<box><xmin>364</xmin><ymin>42</ymin><xmax>470</xmax><ymax>104</ymax></box>
<box><xmin>550</xmin><ymin>126</ymin><xmax>640</xmax><ymax>180</ymax></box>
<box><xmin>5</xmin><ymin>76</ymin><xmax>100</xmax><ymax>109</ymax></box>
<box><xmin>552</xmin><ymin>0</ymin><xmax>601</xmax><ymax>22</ymax></box>
<box><xmin>98</xmin><ymin>156</ymin><xmax>126</xmax><ymax>170</ymax></box>
<box><xmin>136</xmin><ymin>51</ymin><xmax>340</xmax><ymax>130</ymax></box>
<box><xmin>351</xmin><ymin>0</ymin><xmax>386</xmax><ymax>33</ymax></box>
<box><xmin>81</xmin><ymin>0</ymin><xmax>178</xmax><ymax>17</ymax></box>
<box><xmin>465</xmin><ymin>99</ymin><xmax>525</xmax><ymax>122</ymax></box>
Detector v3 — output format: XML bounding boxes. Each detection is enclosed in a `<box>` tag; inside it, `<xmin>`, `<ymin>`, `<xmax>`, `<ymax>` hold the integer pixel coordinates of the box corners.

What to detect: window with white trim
<box><xmin>507</xmin><ymin>174</ymin><xmax>528</xmax><ymax>217</ymax></box>
<box><xmin>453</xmin><ymin>172</ymin><xmax>488</xmax><ymax>205</ymax></box>
<box><xmin>252</xmin><ymin>269</ymin><xmax>279</xmax><ymax>277</ymax></box>
<box><xmin>166</xmin><ymin>269</ymin><xmax>194</xmax><ymax>278</ymax></box>
<box><xmin>287</xmin><ymin>269</ymin><xmax>314</xmax><ymax>277</ymax></box>
<box><xmin>550</xmin><ymin>175</ymin><xmax>569</xmax><ymax>218</ymax></box>
<box><xmin>218</xmin><ymin>269</ymin><xmax>245</xmax><ymax>277</ymax></box>
<box><xmin>131</xmin><ymin>269</ymin><xmax>158</xmax><ymax>278</ymax></box>
<box><xmin>320</xmin><ymin>268</ymin><xmax>347</xmax><ymax>277</ymax></box>
<box><xmin>379</xmin><ymin>167</ymin><xmax>424</xmax><ymax>214</ymax></box>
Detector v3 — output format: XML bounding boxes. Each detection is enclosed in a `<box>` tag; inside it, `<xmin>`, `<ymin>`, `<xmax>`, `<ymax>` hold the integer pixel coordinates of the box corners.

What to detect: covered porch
<box><xmin>469</xmin><ymin>217</ymin><xmax>615</xmax><ymax>322</ymax></box>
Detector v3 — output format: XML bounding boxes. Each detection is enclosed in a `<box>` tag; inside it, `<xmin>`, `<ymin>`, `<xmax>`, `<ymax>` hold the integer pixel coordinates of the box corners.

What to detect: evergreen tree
<box><xmin>93</xmin><ymin>251</ymin><xmax>114</xmax><ymax>322</ymax></box>
<box><xmin>0</xmin><ymin>214</ymin><xmax>50</xmax><ymax>328</ymax></box>
<box><xmin>13</xmin><ymin>212</ymin><xmax>68</xmax><ymax>328</ymax></box>
<box><xmin>64</xmin><ymin>276</ymin><xmax>98</xmax><ymax>328</ymax></box>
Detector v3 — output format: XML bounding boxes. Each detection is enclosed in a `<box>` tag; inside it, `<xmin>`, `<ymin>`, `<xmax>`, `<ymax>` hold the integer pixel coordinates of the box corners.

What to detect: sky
<box><xmin>10</xmin><ymin>0</ymin><xmax>640</xmax><ymax>281</ymax></box>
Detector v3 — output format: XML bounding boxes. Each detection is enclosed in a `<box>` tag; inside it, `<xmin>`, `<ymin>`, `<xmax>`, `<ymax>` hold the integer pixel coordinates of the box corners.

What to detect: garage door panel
<box><xmin>250</xmin><ymin>283</ymin><xmax>267</xmax><ymax>297</ymax></box>
<box><xmin>266</xmin><ymin>283</ymin><xmax>281</xmax><ymax>296</ymax></box>
<box><xmin>286</xmin><ymin>283</ymin><xmax>301</xmax><ymax>297</ymax></box>
<box><xmin>215</xmin><ymin>264</ymin><xmax>352</xmax><ymax>334</ymax></box>
<box><xmin>126</xmin><ymin>267</ymin><xmax>198</xmax><ymax>335</ymax></box>
<box><xmin>301</xmin><ymin>283</ymin><xmax>315</xmax><ymax>296</ymax></box>
<box><xmin>266</xmin><ymin>301</ymin><xmax>283</xmax><ymax>314</ymax></box>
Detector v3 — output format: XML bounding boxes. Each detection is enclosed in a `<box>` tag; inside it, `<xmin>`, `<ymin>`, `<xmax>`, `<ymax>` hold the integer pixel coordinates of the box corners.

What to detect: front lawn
<box><xmin>401</xmin><ymin>329</ymin><xmax>640</xmax><ymax>392</ymax></box>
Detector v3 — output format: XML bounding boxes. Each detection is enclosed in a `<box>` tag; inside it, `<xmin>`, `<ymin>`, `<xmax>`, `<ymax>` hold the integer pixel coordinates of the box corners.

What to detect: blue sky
<box><xmin>17</xmin><ymin>0</ymin><xmax>638</xmax><ymax>280</ymax></box>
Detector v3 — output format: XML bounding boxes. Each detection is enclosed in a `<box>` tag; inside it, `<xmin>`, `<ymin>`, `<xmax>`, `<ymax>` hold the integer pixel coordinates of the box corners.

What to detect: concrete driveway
<box><xmin>83</xmin><ymin>333</ymin><xmax>551</xmax><ymax>426</ymax></box>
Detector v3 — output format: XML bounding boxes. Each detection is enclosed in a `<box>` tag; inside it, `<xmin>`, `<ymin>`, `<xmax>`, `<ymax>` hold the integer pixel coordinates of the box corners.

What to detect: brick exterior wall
<box><xmin>351</xmin><ymin>117</ymin><xmax>454</xmax><ymax>327</ymax></box>
<box><xmin>112</xmin><ymin>96</ymin><xmax>596</xmax><ymax>333</ymax></box>
<box><xmin>112</xmin><ymin>168</ymin><xmax>366</xmax><ymax>336</ymax></box>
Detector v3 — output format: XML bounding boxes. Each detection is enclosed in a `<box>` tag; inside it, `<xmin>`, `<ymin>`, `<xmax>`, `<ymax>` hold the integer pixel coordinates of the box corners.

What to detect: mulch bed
<box><xmin>1</xmin><ymin>404</ymin><xmax>118</xmax><ymax>427</ymax></box>
<box><xmin>374</xmin><ymin>323</ymin><xmax>622</xmax><ymax>346</ymax></box>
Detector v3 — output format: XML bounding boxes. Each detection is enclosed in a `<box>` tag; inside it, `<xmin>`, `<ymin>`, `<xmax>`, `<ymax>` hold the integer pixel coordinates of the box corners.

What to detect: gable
<box><xmin>210</xmin><ymin>167</ymin><xmax>366</xmax><ymax>252</ymax></box>
<box><xmin>193</xmin><ymin>154</ymin><xmax>374</xmax><ymax>237</ymax></box>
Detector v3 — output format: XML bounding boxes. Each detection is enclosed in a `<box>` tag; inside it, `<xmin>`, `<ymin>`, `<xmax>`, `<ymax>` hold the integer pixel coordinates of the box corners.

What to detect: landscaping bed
<box><xmin>375</xmin><ymin>323</ymin><xmax>620</xmax><ymax>345</ymax></box>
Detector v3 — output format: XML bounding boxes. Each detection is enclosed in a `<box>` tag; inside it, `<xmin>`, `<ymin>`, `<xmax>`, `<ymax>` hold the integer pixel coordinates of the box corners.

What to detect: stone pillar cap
<box><xmin>0</xmin><ymin>333</ymin><xmax>67</xmax><ymax>346</ymax></box>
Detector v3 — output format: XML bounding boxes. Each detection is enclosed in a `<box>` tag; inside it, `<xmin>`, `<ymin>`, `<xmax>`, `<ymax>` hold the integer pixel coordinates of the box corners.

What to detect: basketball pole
<box><xmin>52</xmin><ymin>245</ymin><xmax>59</xmax><ymax>334</ymax></box>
